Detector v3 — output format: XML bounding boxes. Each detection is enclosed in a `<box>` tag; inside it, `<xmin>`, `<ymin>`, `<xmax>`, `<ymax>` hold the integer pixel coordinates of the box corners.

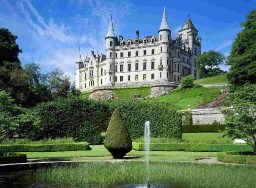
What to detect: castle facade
<box><xmin>75</xmin><ymin>8</ymin><xmax>201</xmax><ymax>92</ymax></box>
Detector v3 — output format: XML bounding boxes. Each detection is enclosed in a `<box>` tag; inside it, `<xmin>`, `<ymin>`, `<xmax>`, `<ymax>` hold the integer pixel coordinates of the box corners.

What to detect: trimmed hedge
<box><xmin>0</xmin><ymin>153</ymin><xmax>27</xmax><ymax>164</ymax></box>
<box><xmin>133</xmin><ymin>142</ymin><xmax>252</xmax><ymax>152</ymax></box>
<box><xmin>107</xmin><ymin>101</ymin><xmax>182</xmax><ymax>140</ymax></box>
<box><xmin>182</xmin><ymin>124</ymin><xmax>225</xmax><ymax>133</ymax></box>
<box><xmin>0</xmin><ymin>142</ymin><xmax>90</xmax><ymax>152</ymax></box>
<box><xmin>217</xmin><ymin>152</ymin><xmax>256</xmax><ymax>164</ymax></box>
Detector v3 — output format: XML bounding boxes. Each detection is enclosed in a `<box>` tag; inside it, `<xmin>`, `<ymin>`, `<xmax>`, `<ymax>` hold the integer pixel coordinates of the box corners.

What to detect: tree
<box><xmin>227</xmin><ymin>9</ymin><xmax>256</xmax><ymax>86</ymax></box>
<box><xmin>196</xmin><ymin>50</ymin><xmax>225</xmax><ymax>78</ymax></box>
<box><xmin>104</xmin><ymin>108</ymin><xmax>132</xmax><ymax>159</ymax></box>
<box><xmin>223</xmin><ymin>84</ymin><xmax>256</xmax><ymax>154</ymax></box>
<box><xmin>0</xmin><ymin>28</ymin><xmax>22</xmax><ymax>66</ymax></box>
<box><xmin>0</xmin><ymin>90</ymin><xmax>22</xmax><ymax>142</ymax></box>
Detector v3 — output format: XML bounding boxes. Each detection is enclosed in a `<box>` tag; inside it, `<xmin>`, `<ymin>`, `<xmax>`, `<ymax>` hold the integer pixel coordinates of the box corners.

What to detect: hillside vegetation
<box><xmin>194</xmin><ymin>74</ymin><xmax>228</xmax><ymax>85</ymax></box>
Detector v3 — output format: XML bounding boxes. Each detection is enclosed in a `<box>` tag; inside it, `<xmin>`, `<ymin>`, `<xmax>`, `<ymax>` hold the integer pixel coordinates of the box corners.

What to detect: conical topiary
<box><xmin>104</xmin><ymin>108</ymin><xmax>132</xmax><ymax>159</ymax></box>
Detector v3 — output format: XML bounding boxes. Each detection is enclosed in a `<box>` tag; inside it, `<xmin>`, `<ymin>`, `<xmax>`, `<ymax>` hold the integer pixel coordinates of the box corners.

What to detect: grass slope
<box><xmin>148</xmin><ymin>87</ymin><xmax>221</xmax><ymax>110</ymax></box>
<box><xmin>195</xmin><ymin>74</ymin><xmax>228</xmax><ymax>85</ymax></box>
<box><xmin>114</xmin><ymin>87</ymin><xmax>151</xmax><ymax>100</ymax></box>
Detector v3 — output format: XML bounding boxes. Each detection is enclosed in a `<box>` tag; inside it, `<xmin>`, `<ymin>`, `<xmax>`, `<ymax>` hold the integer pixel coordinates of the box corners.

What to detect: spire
<box><xmin>159</xmin><ymin>7</ymin><xmax>170</xmax><ymax>31</ymax></box>
<box><xmin>181</xmin><ymin>15</ymin><xmax>198</xmax><ymax>31</ymax></box>
<box><xmin>106</xmin><ymin>15</ymin><xmax>115</xmax><ymax>38</ymax></box>
<box><xmin>76</xmin><ymin>47</ymin><xmax>82</xmax><ymax>63</ymax></box>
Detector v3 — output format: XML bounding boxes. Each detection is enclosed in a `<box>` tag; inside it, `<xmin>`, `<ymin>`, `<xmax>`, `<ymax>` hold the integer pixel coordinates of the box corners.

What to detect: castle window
<box><xmin>174</xmin><ymin>75</ymin><xmax>176</xmax><ymax>82</ymax></box>
<box><xmin>152</xmin><ymin>49</ymin><xmax>155</xmax><ymax>55</ymax></box>
<box><xmin>143</xmin><ymin>39</ymin><xmax>147</xmax><ymax>44</ymax></box>
<box><xmin>195</xmin><ymin>49</ymin><xmax>197</xmax><ymax>55</ymax></box>
<box><xmin>143</xmin><ymin>50</ymin><xmax>146</xmax><ymax>55</ymax></box>
<box><xmin>143</xmin><ymin>62</ymin><xmax>147</xmax><ymax>70</ymax></box>
<box><xmin>136</xmin><ymin>51</ymin><xmax>138</xmax><ymax>56</ymax></box>
<box><xmin>120</xmin><ymin>65</ymin><xmax>123</xmax><ymax>72</ymax></box>
<box><xmin>128</xmin><ymin>41</ymin><xmax>131</xmax><ymax>45</ymax></box>
<box><xmin>135</xmin><ymin>63</ymin><xmax>139</xmax><ymax>71</ymax></box>
<box><xmin>84</xmin><ymin>73</ymin><xmax>87</xmax><ymax>80</ymax></box>
<box><xmin>135</xmin><ymin>75</ymin><xmax>138</xmax><ymax>81</ymax></box>
<box><xmin>161</xmin><ymin>47</ymin><xmax>162</xmax><ymax>52</ymax></box>
<box><xmin>128</xmin><ymin>64</ymin><xmax>131</xmax><ymax>72</ymax></box>
<box><xmin>143</xmin><ymin>74</ymin><xmax>146</xmax><ymax>81</ymax></box>
<box><xmin>151</xmin><ymin>74</ymin><xmax>154</xmax><ymax>80</ymax></box>
<box><xmin>115</xmin><ymin>65</ymin><xmax>117</xmax><ymax>72</ymax></box>
<box><xmin>128</xmin><ymin>51</ymin><xmax>131</xmax><ymax>57</ymax></box>
<box><xmin>167</xmin><ymin>72</ymin><xmax>169</xmax><ymax>78</ymax></box>
<box><xmin>128</xmin><ymin>75</ymin><xmax>131</xmax><ymax>81</ymax></box>
<box><xmin>115</xmin><ymin>76</ymin><xmax>117</xmax><ymax>82</ymax></box>
<box><xmin>120</xmin><ymin>76</ymin><xmax>123</xmax><ymax>82</ymax></box>
<box><xmin>151</xmin><ymin>62</ymin><xmax>155</xmax><ymax>69</ymax></box>
<box><xmin>178</xmin><ymin>64</ymin><xmax>180</xmax><ymax>72</ymax></box>
<box><xmin>110</xmin><ymin>76</ymin><xmax>111</xmax><ymax>82</ymax></box>
<box><xmin>89</xmin><ymin>70</ymin><xmax>94</xmax><ymax>77</ymax></box>
<box><xmin>160</xmin><ymin>35</ymin><xmax>162</xmax><ymax>41</ymax></box>
<box><xmin>160</xmin><ymin>72</ymin><xmax>162</xmax><ymax>78</ymax></box>
<box><xmin>152</xmin><ymin>38</ymin><xmax>155</xmax><ymax>43</ymax></box>
<box><xmin>101</xmin><ymin>79</ymin><xmax>103</xmax><ymax>85</ymax></box>
<box><xmin>120</xmin><ymin>52</ymin><xmax>123</xmax><ymax>58</ymax></box>
<box><xmin>116</xmin><ymin>53</ymin><xmax>117</xmax><ymax>58</ymax></box>
<box><xmin>101</xmin><ymin>68</ymin><xmax>103</xmax><ymax>76</ymax></box>
<box><xmin>110</xmin><ymin>52</ymin><xmax>112</xmax><ymax>58</ymax></box>
<box><xmin>110</xmin><ymin>41</ymin><xmax>113</xmax><ymax>47</ymax></box>
<box><xmin>85</xmin><ymin>83</ymin><xmax>86</xmax><ymax>88</ymax></box>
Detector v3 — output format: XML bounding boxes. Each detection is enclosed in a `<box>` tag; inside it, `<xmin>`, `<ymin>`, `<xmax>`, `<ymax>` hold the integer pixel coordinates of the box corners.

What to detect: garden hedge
<box><xmin>25</xmin><ymin>98</ymin><xmax>182</xmax><ymax>142</ymax></box>
<box><xmin>0</xmin><ymin>153</ymin><xmax>27</xmax><ymax>164</ymax></box>
<box><xmin>182</xmin><ymin>124</ymin><xmax>225</xmax><ymax>133</ymax></box>
<box><xmin>217</xmin><ymin>152</ymin><xmax>256</xmax><ymax>164</ymax></box>
<box><xmin>133</xmin><ymin>142</ymin><xmax>252</xmax><ymax>152</ymax></box>
<box><xmin>0</xmin><ymin>142</ymin><xmax>90</xmax><ymax>152</ymax></box>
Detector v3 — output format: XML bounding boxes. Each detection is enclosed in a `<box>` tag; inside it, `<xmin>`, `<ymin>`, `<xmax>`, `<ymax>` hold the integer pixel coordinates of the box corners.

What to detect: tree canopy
<box><xmin>227</xmin><ymin>9</ymin><xmax>256</xmax><ymax>86</ymax></box>
<box><xmin>196</xmin><ymin>50</ymin><xmax>225</xmax><ymax>78</ymax></box>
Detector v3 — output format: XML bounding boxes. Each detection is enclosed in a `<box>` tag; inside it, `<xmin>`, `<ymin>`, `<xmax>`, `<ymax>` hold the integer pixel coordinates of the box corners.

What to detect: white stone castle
<box><xmin>75</xmin><ymin>7</ymin><xmax>201</xmax><ymax>92</ymax></box>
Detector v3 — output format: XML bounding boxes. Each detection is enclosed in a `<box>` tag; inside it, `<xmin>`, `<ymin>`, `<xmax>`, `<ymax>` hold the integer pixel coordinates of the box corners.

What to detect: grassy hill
<box><xmin>194</xmin><ymin>74</ymin><xmax>228</xmax><ymax>85</ymax></box>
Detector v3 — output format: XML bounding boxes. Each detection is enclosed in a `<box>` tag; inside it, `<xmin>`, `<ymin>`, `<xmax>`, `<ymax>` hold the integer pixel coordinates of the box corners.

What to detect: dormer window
<box><xmin>127</xmin><ymin>40</ymin><xmax>131</xmax><ymax>45</ymax></box>
<box><xmin>143</xmin><ymin>39</ymin><xmax>147</xmax><ymax>44</ymax></box>
<box><xmin>151</xmin><ymin>38</ymin><xmax>155</xmax><ymax>43</ymax></box>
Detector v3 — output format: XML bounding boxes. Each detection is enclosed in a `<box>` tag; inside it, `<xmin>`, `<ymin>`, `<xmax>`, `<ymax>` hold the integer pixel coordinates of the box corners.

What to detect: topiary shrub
<box><xmin>104</xmin><ymin>108</ymin><xmax>132</xmax><ymax>159</ymax></box>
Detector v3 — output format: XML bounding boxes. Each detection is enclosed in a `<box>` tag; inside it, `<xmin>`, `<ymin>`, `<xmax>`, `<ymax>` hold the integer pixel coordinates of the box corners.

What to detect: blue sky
<box><xmin>0</xmin><ymin>0</ymin><xmax>255</xmax><ymax>80</ymax></box>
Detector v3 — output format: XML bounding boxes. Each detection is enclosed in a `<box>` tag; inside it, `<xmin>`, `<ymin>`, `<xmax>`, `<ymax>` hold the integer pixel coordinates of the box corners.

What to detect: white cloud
<box><xmin>216</xmin><ymin>40</ymin><xmax>233</xmax><ymax>51</ymax></box>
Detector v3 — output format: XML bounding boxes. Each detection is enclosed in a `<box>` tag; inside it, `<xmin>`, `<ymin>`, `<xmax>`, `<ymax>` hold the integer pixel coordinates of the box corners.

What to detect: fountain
<box><xmin>145</xmin><ymin>121</ymin><xmax>150</xmax><ymax>188</ymax></box>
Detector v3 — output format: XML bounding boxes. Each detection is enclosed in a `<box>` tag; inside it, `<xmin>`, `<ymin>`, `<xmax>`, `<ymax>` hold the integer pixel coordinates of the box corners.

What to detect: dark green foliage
<box><xmin>0</xmin><ymin>28</ymin><xmax>22</xmax><ymax>65</ymax></box>
<box><xmin>180</xmin><ymin>75</ymin><xmax>195</xmax><ymax>89</ymax></box>
<box><xmin>133</xmin><ymin>142</ymin><xmax>252</xmax><ymax>152</ymax></box>
<box><xmin>107</xmin><ymin>101</ymin><xmax>182</xmax><ymax>140</ymax></box>
<box><xmin>0</xmin><ymin>142</ymin><xmax>89</xmax><ymax>152</ymax></box>
<box><xmin>0</xmin><ymin>153</ymin><xmax>27</xmax><ymax>164</ymax></box>
<box><xmin>182</xmin><ymin>124</ymin><xmax>225</xmax><ymax>133</ymax></box>
<box><xmin>104</xmin><ymin>109</ymin><xmax>132</xmax><ymax>159</ymax></box>
<box><xmin>73</xmin><ymin>121</ymin><xmax>102</xmax><ymax>145</ymax></box>
<box><xmin>196</xmin><ymin>50</ymin><xmax>225</xmax><ymax>78</ymax></box>
<box><xmin>217</xmin><ymin>152</ymin><xmax>256</xmax><ymax>164</ymax></box>
<box><xmin>182</xmin><ymin>110</ymin><xmax>193</xmax><ymax>125</ymax></box>
<box><xmin>227</xmin><ymin>9</ymin><xmax>256</xmax><ymax>86</ymax></box>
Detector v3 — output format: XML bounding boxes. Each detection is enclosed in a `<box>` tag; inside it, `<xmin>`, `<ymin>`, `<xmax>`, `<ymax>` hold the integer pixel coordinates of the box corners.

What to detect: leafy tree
<box><xmin>208</xmin><ymin>68</ymin><xmax>227</xmax><ymax>77</ymax></box>
<box><xmin>0</xmin><ymin>28</ymin><xmax>22</xmax><ymax>66</ymax></box>
<box><xmin>223</xmin><ymin>84</ymin><xmax>256</xmax><ymax>154</ymax></box>
<box><xmin>227</xmin><ymin>9</ymin><xmax>256</xmax><ymax>86</ymax></box>
<box><xmin>180</xmin><ymin>75</ymin><xmax>195</xmax><ymax>89</ymax></box>
<box><xmin>104</xmin><ymin>108</ymin><xmax>132</xmax><ymax>159</ymax></box>
<box><xmin>196</xmin><ymin>50</ymin><xmax>225</xmax><ymax>78</ymax></box>
<box><xmin>0</xmin><ymin>90</ymin><xmax>22</xmax><ymax>142</ymax></box>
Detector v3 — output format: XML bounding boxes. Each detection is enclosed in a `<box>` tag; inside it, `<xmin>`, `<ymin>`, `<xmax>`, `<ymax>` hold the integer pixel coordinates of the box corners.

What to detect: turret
<box><xmin>105</xmin><ymin>15</ymin><xmax>117</xmax><ymax>54</ymax></box>
<box><xmin>158</xmin><ymin>7</ymin><xmax>171</xmax><ymax>43</ymax></box>
<box><xmin>76</xmin><ymin>47</ymin><xmax>83</xmax><ymax>69</ymax></box>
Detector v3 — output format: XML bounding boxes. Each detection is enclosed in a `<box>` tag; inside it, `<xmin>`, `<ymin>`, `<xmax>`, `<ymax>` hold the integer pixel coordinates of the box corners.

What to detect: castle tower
<box><xmin>75</xmin><ymin>47</ymin><xmax>83</xmax><ymax>89</ymax></box>
<box><xmin>105</xmin><ymin>15</ymin><xmax>117</xmax><ymax>86</ymax></box>
<box><xmin>158</xmin><ymin>7</ymin><xmax>171</xmax><ymax>82</ymax></box>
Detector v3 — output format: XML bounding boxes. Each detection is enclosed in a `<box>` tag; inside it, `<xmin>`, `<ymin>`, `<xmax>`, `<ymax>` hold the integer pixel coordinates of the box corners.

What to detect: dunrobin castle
<box><xmin>75</xmin><ymin>7</ymin><xmax>201</xmax><ymax>92</ymax></box>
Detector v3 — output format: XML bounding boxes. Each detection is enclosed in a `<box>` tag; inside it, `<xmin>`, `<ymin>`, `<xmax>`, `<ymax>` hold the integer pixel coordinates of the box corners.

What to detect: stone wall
<box><xmin>147</xmin><ymin>85</ymin><xmax>176</xmax><ymax>98</ymax></box>
<box><xmin>89</xmin><ymin>90</ymin><xmax>116</xmax><ymax>100</ymax></box>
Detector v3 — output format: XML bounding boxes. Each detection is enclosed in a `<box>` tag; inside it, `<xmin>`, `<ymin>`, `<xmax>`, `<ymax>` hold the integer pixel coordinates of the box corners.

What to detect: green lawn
<box><xmin>195</xmin><ymin>74</ymin><xmax>228</xmax><ymax>85</ymax></box>
<box><xmin>114</xmin><ymin>87</ymin><xmax>151</xmax><ymax>99</ymax></box>
<box><xmin>19</xmin><ymin>145</ymin><xmax>217</xmax><ymax>162</ymax></box>
<box><xmin>147</xmin><ymin>87</ymin><xmax>221</xmax><ymax>110</ymax></box>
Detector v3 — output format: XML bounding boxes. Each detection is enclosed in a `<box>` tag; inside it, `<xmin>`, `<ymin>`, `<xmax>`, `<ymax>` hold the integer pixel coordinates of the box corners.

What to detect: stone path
<box><xmin>193</xmin><ymin>157</ymin><xmax>224</xmax><ymax>164</ymax></box>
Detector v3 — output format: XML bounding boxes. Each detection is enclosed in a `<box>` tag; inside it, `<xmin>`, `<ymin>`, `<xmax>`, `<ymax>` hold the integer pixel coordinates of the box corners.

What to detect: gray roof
<box><xmin>159</xmin><ymin>7</ymin><xmax>170</xmax><ymax>31</ymax></box>
<box><xmin>106</xmin><ymin>15</ymin><xmax>116</xmax><ymax>38</ymax></box>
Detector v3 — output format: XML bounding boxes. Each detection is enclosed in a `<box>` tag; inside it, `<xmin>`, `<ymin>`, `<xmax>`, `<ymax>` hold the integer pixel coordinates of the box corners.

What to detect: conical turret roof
<box><xmin>181</xmin><ymin>16</ymin><xmax>198</xmax><ymax>31</ymax></box>
<box><xmin>76</xmin><ymin>47</ymin><xmax>82</xmax><ymax>63</ymax></box>
<box><xmin>106</xmin><ymin>15</ymin><xmax>116</xmax><ymax>38</ymax></box>
<box><xmin>159</xmin><ymin>7</ymin><xmax>170</xmax><ymax>31</ymax></box>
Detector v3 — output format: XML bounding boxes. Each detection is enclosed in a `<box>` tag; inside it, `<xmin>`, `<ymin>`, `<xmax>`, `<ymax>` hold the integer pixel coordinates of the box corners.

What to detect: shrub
<box><xmin>217</xmin><ymin>152</ymin><xmax>256</xmax><ymax>164</ymax></box>
<box><xmin>0</xmin><ymin>142</ymin><xmax>90</xmax><ymax>152</ymax></box>
<box><xmin>182</xmin><ymin>124</ymin><xmax>225</xmax><ymax>133</ymax></box>
<box><xmin>180</xmin><ymin>75</ymin><xmax>195</xmax><ymax>89</ymax></box>
<box><xmin>133</xmin><ymin>142</ymin><xmax>252</xmax><ymax>152</ymax></box>
<box><xmin>0</xmin><ymin>153</ymin><xmax>27</xmax><ymax>164</ymax></box>
<box><xmin>104</xmin><ymin>109</ymin><xmax>132</xmax><ymax>159</ymax></box>
<box><xmin>182</xmin><ymin>133</ymin><xmax>233</xmax><ymax>144</ymax></box>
